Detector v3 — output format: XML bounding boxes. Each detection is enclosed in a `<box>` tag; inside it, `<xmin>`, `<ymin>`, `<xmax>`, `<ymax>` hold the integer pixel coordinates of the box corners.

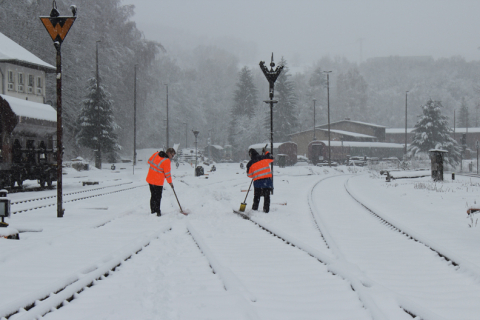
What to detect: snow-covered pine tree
<box><xmin>269</xmin><ymin>57</ymin><xmax>298</xmax><ymax>142</ymax></box>
<box><xmin>336</xmin><ymin>67</ymin><xmax>368</xmax><ymax>121</ymax></box>
<box><xmin>456</xmin><ymin>97</ymin><xmax>469</xmax><ymax>129</ymax></box>
<box><xmin>76</xmin><ymin>76</ymin><xmax>120</xmax><ymax>168</ymax></box>
<box><xmin>229</xmin><ymin>67</ymin><xmax>258</xmax><ymax>155</ymax></box>
<box><xmin>408</xmin><ymin>99</ymin><xmax>461</xmax><ymax>166</ymax></box>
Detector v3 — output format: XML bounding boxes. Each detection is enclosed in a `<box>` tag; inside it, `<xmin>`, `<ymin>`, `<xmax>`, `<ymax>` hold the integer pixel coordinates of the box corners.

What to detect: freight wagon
<box><xmin>307</xmin><ymin>140</ymin><xmax>404</xmax><ymax>165</ymax></box>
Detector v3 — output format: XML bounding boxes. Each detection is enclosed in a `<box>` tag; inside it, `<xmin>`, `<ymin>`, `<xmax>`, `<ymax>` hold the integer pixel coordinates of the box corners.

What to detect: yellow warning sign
<box><xmin>40</xmin><ymin>17</ymin><xmax>76</xmax><ymax>43</ymax></box>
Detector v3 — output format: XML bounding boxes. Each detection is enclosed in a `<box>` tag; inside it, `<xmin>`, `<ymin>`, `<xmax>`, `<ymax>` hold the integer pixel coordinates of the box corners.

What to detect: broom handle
<box><xmin>172</xmin><ymin>188</ymin><xmax>184</xmax><ymax>212</ymax></box>
<box><xmin>244</xmin><ymin>179</ymin><xmax>253</xmax><ymax>202</ymax></box>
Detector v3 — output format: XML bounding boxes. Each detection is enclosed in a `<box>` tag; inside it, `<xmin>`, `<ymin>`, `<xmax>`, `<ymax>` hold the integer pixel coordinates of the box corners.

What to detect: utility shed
<box><xmin>429</xmin><ymin>149</ymin><xmax>448</xmax><ymax>181</ymax></box>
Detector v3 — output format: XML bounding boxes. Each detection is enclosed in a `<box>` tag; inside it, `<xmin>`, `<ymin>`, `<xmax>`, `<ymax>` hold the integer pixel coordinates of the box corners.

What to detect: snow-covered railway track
<box><xmin>11</xmin><ymin>183</ymin><xmax>145</xmax><ymax>214</ymax></box>
<box><xmin>0</xmin><ymin>225</ymin><xmax>172</xmax><ymax>320</ymax></box>
<box><xmin>231</xmin><ymin>207</ymin><xmax>438</xmax><ymax>320</ymax></box>
<box><xmin>310</xmin><ymin>174</ymin><xmax>480</xmax><ymax>320</ymax></box>
<box><xmin>189</xmin><ymin>213</ymin><xmax>382</xmax><ymax>319</ymax></box>
<box><xmin>344</xmin><ymin>176</ymin><xmax>480</xmax><ymax>280</ymax></box>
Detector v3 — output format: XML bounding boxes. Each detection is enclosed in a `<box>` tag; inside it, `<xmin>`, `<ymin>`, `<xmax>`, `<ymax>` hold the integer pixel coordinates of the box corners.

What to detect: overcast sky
<box><xmin>123</xmin><ymin>0</ymin><xmax>480</xmax><ymax>67</ymax></box>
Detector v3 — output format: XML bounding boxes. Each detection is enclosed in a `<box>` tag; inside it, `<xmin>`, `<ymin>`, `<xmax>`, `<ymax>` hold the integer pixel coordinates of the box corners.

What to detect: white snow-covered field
<box><xmin>1</xmin><ymin>149</ymin><xmax>480</xmax><ymax>320</ymax></box>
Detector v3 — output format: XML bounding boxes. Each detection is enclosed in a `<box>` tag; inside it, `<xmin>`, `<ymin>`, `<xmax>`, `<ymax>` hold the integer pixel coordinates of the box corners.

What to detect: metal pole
<box><xmin>55</xmin><ymin>42</ymin><xmax>63</xmax><ymax>218</ymax></box>
<box><xmin>184</xmin><ymin>122</ymin><xmax>187</xmax><ymax>149</ymax></box>
<box><xmin>324</xmin><ymin>71</ymin><xmax>332</xmax><ymax>167</ymax></box>
<box><xmin>133</xmin><ymin>64</ymin><xmax>137</xmax><ymax>171</ymax></box>
<box><xmin>454</xmin><ymin>109</ymin><xmax>456</xmax><ymax>140</ymax></box>
<box><xmin>313</xmin><ymin>99</ymin><xmax>316</xmax><ymax>140</ymax></box>
<box><xmin>95</xmin><ymin>40</ymin><xmax>101</xmax><ymax>170</ymax></box>
<box><xmin>477</xmin><ymin>141</ymin><xmax>479</xmax><ymax>174</ymax></box>
<box><xmin>405</xmin><ymin>91</ymin><xmax>408</xmax><ymax>156</ymax></box>
<box><xmin>165</xmin><ymin>84</ymin><xmax>169</xmax><ymax>148</ymax></box>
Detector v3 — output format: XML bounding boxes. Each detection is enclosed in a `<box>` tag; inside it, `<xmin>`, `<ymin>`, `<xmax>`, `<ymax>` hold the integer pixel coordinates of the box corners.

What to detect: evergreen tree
<box><xmin>76</xmin><ymin>76</ymin><xmax>120</xmax><ymax>168</ymax></box>
<box><xmin>269</xmin><ymin>57</ymin><xmax>298</xmax><ymax>142</ymax></box>
<box><xmin>231</xmin><ymin>67</ymin><xmax>258</xmax><ymax>117</ymax></box>
<box><xmin>229</xmin><ymin>67</ymin><xmax>258</xmax><ymax>153</ymax></box>
<box><xmin>336</xmin><ymin>67</ymin><xmax>368</xmax><ymax>121</ymax></box>
<box><xmin>456</xmin><ymin>97</ymin><xmax>469</xmax><ymax>128</ymax></box>
<box><xmin>408</xmin><ymin>99</ymin><xmax>461</xmax><ymax>165</ymax></box>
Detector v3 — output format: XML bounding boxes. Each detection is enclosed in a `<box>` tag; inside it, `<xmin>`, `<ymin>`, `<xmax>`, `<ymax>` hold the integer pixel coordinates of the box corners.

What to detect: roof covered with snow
<box><xmin>0</xmin><ymin>32</ymin><xmax>55</xmax><ymax>71</ymax></box>
<box><xmin>387</xmin><ymin>127</ymin><xmax>480</xmax><ymax>134</ymax></box>
<box><xmin>317</xmin><ymin>119</ymin><xmax>386</xmax><ymax>129</ymax></box>
<box><xmin>313</xmin><ymin>140</ymin><xmax>405</xmax><ymax>148</ymax></box>
<box><xmin>318</xmin><ymin>128</ymin><xmax>377</xmax><ymax>139</ymax></box>
<box><xmin>0</xmin><ymin>94</ymin><xmax>56</xmax><ymax>122</ymax></box>
<box><xmin>386</xmin><ymin>128</ymin><xmax>415</xmax><ymax>134</ymax></box>
<box><xmin>249</xmin><ymin>142</ymin><xmax>296</xmax><ymax>150</ymax></box>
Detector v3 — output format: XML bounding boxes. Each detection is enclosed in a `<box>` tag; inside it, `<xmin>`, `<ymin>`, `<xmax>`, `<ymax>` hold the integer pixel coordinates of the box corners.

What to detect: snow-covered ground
<box><xmin>1</xmin><ymin>150</ymin><xmax>480</xmax><ymax>320</ymax></box>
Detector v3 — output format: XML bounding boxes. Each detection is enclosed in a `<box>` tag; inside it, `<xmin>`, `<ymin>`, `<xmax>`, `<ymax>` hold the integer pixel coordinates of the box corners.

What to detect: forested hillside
<box><xmin>2</xmin><ymin>1</ymin><xmax>480</xmax><ymax>160</ymax></box>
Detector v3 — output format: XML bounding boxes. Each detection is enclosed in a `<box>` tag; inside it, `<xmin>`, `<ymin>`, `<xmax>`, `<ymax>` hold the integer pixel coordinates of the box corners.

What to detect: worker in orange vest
<box><xmin>146</xmin><ymin>148</ymin><xmax>176</xmax><ymax>216</ymax></box>
<box><xmin>246</xmin><ymin>148</ymin><xmax>274</xmax><ymax>213</ymax></box>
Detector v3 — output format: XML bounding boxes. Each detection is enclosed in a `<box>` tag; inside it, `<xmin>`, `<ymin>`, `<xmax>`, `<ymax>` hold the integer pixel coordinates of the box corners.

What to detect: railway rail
<box><xmin>0</xmin><ymin>226</ymin><xmax>172</xmax><ymax>320</ymax></box>
<box><xmin>10</xmin><ymin>182</ymin><xmax>145</xmax><ymax>214</ymax></box>
<box><xmin>309</xmin><ymin>174</ymin><xmax>480</xmax><ymax>319</ymax></box>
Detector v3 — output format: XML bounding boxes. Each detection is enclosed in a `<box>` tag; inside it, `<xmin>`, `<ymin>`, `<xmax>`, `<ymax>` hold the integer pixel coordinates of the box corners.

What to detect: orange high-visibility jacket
<box><xmin>247</xmin><ymin>156</ymin><xmax>273</xmax><ymax>181</ymax></box>
<box><xmin>146</xmin><ymin>152</ymin><xmax>172</xmax><ymax>186</ymax></box>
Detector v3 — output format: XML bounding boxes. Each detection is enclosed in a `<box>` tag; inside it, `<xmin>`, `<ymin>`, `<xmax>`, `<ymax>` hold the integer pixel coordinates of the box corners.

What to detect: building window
<box><xmin>8</xmin><ymin>71</ymin><xmax>14</xmax><ymax>83</ymax></box>
<box><xmin>36</xmin><ymin>77</ymin><xmax>42</xmax><ymax>88</ymax></box>
<box><xmin>18</xmin><ymin>73</ymin><xmax>24</xmax><ymax>85</ymax></box>
<box><xmin>28</xmin><ymin>74</ymin><xmax>34</xmax><ymax>87</ymax></box>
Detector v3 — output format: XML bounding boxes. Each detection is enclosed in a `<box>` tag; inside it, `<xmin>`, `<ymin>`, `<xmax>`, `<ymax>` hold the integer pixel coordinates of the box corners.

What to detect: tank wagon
<box><xmin>0</xmin><ymin>95</ymin><xmax>57</xmax><ymax>189</ymax></box>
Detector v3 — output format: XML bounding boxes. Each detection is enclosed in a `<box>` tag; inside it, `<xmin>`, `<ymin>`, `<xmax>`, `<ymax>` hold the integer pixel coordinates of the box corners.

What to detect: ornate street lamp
<box><xmin>165</xmin><ymin>84</ymin><xmax>169</xmax><ymax>148</ymax></box>
<box><xmin>40</xmin><ymin>0</ymin><xmax>76</xmax><ymax>218</ymax></box>
<box><xmin>259</xmin><ymin>53</ymin><xmax>283</xmax><ymax>193</ymax></box>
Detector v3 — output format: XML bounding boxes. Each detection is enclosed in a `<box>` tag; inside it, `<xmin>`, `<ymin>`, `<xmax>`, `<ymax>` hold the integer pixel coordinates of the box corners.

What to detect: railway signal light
<box><xmin>40</xmin><ymin>0</ymin><xmax>76</xmax><ymax>218</ymax></box>
<box><xmin>0</xmin><ymin>190</ymin><xmax>11</xmax><ymax>228</ymax></box>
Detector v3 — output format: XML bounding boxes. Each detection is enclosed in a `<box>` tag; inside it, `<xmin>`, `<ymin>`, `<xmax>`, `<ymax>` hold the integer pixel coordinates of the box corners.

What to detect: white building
<box><xmin>0</xmin><ymin>32</ymin><xmax>55</xmax><ymax>103</ymax></box>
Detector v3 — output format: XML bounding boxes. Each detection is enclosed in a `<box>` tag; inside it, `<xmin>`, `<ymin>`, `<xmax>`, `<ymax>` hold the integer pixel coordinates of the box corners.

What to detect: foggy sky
<box><xmin>123</xmin><ymin>0</ymin><xmax>480</xmax><ymax>67</ymax></box>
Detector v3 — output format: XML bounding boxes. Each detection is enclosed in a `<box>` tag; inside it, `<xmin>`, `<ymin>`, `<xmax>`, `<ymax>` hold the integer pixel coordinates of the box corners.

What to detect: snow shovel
<box><xmin>172</xmin><ymin>188</ymin><xmax>187</xmax><ymax>215</ymax></box>
<box><xmin>239</xmin><ymin>179</ymin><xmax>253</xmax><ymax>212</ymax></box>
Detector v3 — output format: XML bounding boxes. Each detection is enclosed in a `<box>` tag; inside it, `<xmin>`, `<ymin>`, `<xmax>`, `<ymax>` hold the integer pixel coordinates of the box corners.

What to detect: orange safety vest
<box><xmin>247</xmin><ymin>157</ymin><xmax>273</xmax><ymax>180</ymax></box>
<box><xmin>146</xmin><ymin>152</ymin><xmax>172</xmax><ymax>186</ymax></box>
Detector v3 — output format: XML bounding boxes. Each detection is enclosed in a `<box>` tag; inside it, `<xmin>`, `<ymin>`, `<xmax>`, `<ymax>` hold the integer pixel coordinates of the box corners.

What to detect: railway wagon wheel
<box><xmin>46</xmin><ymin>173</ymin><xmax>53</xmax><ymax>189</ymax></box>
<box><xmin>8</xmin><ymin>175</ymin><xmax>15</xmax><ymax>189</ymax></box>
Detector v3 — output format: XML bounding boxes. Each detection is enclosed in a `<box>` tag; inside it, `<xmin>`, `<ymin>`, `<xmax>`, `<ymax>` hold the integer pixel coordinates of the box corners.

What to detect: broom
<box><xmin>239</xmin><ymin>179</ymin><xmax>253</xmax><ymax>212</ymax></box>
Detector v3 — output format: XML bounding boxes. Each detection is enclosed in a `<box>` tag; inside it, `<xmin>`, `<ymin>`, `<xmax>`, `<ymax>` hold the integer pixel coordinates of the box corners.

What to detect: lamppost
<box><xmin>192</xmin><ymin>130</ymin><xmax>199</xmax><ymax>176</ymax></box>
<box><xmin>313</xmin><ymin>99</ymin><xmax>317</xmax><ymax>140</ymax></box>
<box><xmin>163</xmin><ymin>119</ymin><xmax>167</xmax><ymax>149</ymax></box>
<box><xmin>40</xmin><ymin>1</ymin><xmax>76</xmax><ymax>218</ymax></box>
<box><xmin>454</xmin><ymin>109</ymin><xmax>456</xmax><ymax>140</ymax></box>
<box><xmin>259</xmin><ymin>53</ymin><xmax>284</xmax><ymax>193</ymax></box>
<box><xmin>133</xmin><ymin>64</ymin><xmax>137</xmax><ymax>172</ymax></box>
<box><xmin>405</xmin><ymin>91</ymin><xmax>408</xmax><ymax>157</ymax></box>
<box><xmin>183</xmin><ymin>122</ymin><xmax>187</xmax><ymax>149</ymax></box>
<box><xmin>323</xmin><ymin>71</ymin><xmax>332</xmax><ymax>167</ymax></box>
<box><xmin>95</xmin><ymin>40</ymin><xmax>102</xmax><ymax>170</ymax></box>
<box><xmin>165</xmin><ymin>84</ymin><xmax>169</xmax><ymax>148</ymax></box>
<box><xmin>476</xmin><ymin>140</ymin><xmax>479</xmax><ymax>174</ymax></box>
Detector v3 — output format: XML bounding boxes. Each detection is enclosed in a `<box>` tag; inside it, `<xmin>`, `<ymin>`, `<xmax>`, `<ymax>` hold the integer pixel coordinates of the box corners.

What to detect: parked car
<box><xmin>316</xmin><ymin>160</ymin><xmax>338</xmax><ymax>167</ymax></box>
<box><xmin>348</xmin><ymin>156</ymin><xmax>366</xmax><ymax>166</ymax></box>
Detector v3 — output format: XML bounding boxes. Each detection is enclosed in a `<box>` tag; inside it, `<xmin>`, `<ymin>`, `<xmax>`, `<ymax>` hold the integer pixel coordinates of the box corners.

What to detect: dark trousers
<box><xmin>149</xmin><ymin>184</ymin><xmax>163</xmax><ymax>214</ymax></box>
<box><xmin>252</xmin><ymin>188</ymin><xmax>271</xmax><ymax>212</ymax></box>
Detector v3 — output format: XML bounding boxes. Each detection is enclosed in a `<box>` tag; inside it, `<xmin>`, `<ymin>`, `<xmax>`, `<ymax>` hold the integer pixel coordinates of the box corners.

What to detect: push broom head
<box><xmin>239</xmin><ymin>202</ymin><xmax>247</xmax><ymax>212</ymax></box>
